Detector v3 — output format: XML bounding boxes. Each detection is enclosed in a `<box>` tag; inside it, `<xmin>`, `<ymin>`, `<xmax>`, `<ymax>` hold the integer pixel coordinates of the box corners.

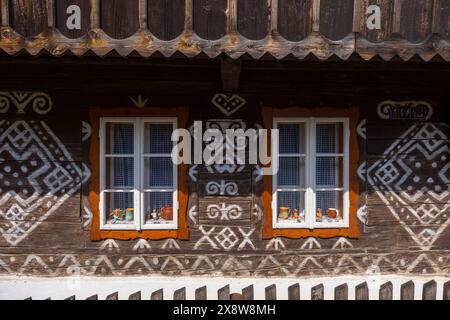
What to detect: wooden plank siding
<box><xmin>0</xmin><ymin>0</ymin><xmax>448</xmax><ymax>60</ymax></box>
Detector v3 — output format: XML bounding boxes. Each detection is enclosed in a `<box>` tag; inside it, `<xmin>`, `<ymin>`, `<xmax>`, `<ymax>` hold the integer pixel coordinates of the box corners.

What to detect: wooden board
<box><xmin>101</xmin><ymin>0</ymin><xmax>140</xmax><ymax>39</ymax></box>
<box><xmin>237</xmin><ymin>0</ymin><xmax>269</xmax><ymax>40</ymax></box>
<box><xmin>10</xmin><ymin>0</ymin><xmax>48</xmax><ymax>37</ymax></box>
<box><xmin>148</xmin><ymin>0</ymin><xmax>185</xmax><ymax>40</ymax></box>
<box><xmin>193</xmin><ymin>0</ymin><xmax>227</xmax><ymax>40</ymax></box>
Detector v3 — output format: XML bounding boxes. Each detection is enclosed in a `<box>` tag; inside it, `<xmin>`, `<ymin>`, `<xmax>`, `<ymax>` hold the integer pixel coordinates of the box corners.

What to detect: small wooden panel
<box><xmin>151</xmin><ymin>289</ymin><xmax>164</xmax><ymax>300</ymax></box>
<box><xmin>218</xmin><ymin>285</ymin><xmax>230</xmax><ymax>300</ymax></box>
<box><xmin>237</xmin><ymin>0</ymin><xmax>269</xmax><ymax>40</ymax></box>
<box><xmin>356</xmin><ymin>0</ymin><xmax>395</xmax><ymax>43</ymax></box>
<box><xmin>422</xmin><ymin>280</ymin><xmax>437</xmax><ymax>300</ymax></box>
<box><xmin>265</xmin><ymin>284</ymin><xmax>277</xmax><ymax>300</ymax></box>
<box><xmin>401</xmin><ymin>280</ymin><xmax>415</xmax><ymax>300</ymax></box>
<box><xmin>129</xmin><ymin>291</ymin><xmax>141</xmax><ymax>300</ymax></box>
<box><xmin>86</xmin><ymin>294</ymin><xmax>98</xmax><ymax>300</ymax></box>
<box><xmin>174</xmin><ymin>287</ymin><xmax>186</xmax><ymax>300</ymax></box>
<box><xmin>278</xmin><ymin>0</ymin><xmax>313</xmax><ymax>41</ymax></box>
<box><xmin>355</xmin><ymin>282</ymin><xmax>369</xmax><ymax>300</ymax></box>
<box><xmin>101</xmin><ymin>0</ymin><xmax>140</xmax><ymax>39</ymax></box>
<box><xmin>319</xmin><ymin>0</ymin><xmax>354</xmax><ymax>40</ymax></box>
<box><xmin>194</xmin><ymin>0</ymin><xmax>227</xmax><ymax>40</ymax></box>
<box><xmin>438</xmin><ymin>0</ymin><xmax>450</xmax><ymax>40</ymax></box>
<box><xmin>379</xmin><ymin>281</ymin><xmax>393</xmax><ymax>300</ymax></box>
<box><xmin>334</xmin><ymin>283</ymin><xmax>348</xmax><ymax>300</ymax></box>
<box><xmin>195</xmin><ymin>286</ymin><xmax>207</xmax><ymax>300</ymax></box>
<box><xmin>444</xmin><ymin>281</ymin><xmax>450</xmax><ymax>300</ymax></box>
<box><xmin>10</xmin><ymin>0</ymin><xmax>48</xmax><ymax>37</ymax></box>
<box><xmin>56</xmin><ymin>0</ymin><xmax>91</xmax><ymax>38</ymax></box>
<box><xmin>311</xmin><ymin>284</ymin><xmax>324</xmax><ymax>300</ymax></box>
<box><xmin>148</xmin><ymin>0</ymin><xmax>185</xmax><ymax>40</ymax></box>
<box><xmin>242</xmin><ymin>285</ymin><xmax>254</xmax><ymax>300</ymax></box>
<box><xmin>65</xmin><ymin>295</ymin><xmax>76</xmax><ymax>300</ymax></box>
<box><xmin>400</xmin><ymin>0</ymin><xmax>434</xmax><ymax>42</ymax></box>
<box><xmin>288</xmin><ymin>283</ymin><xmax>300</xmax><ymax>300</ymax></box>
<box><xmin>106</xmin><ymin>292</ymin><xmax>118</xmax><ymax>300</ymax></box>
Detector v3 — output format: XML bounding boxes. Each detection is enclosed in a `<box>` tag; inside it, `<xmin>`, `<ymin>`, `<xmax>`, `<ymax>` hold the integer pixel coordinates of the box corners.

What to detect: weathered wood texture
<box><xmin>288</xmin><ymin>283</ymin><xmax>300</xmax><ymax>300</ymax></box>
<box><xmin>1</xmin><ymin>1</ymin><xmax>449</xmax><ymax>60</ymax></box>
<box><xmin>194</xmin><ymin>0</ymin><xmax>227</xmax><ymax>39</ymax></box>
<box><xmin>379</xmin><ymin>282</ymin><xmax>393</xmax><ymax>300</ymax></box>
<box><xmin>101</xmin><ymin>0</ymin><xmax>140</xmax><ymax>39</ymax></box>
<box><xmin>148</xmin><ymin>0</ymin><xmax>185</xmax><ymax>40</ymax></box>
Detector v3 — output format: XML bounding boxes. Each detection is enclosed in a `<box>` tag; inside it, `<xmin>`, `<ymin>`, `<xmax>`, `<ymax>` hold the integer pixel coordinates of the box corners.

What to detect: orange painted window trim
<box><xmin>261</xmin><ymin>107</ymin><xmax>360</xmax><ymax>239</ymax></box>
<box><xmin>89</xmin><ymin>107</ymin><xmax>189</xmax><ymax>241</ymax></box>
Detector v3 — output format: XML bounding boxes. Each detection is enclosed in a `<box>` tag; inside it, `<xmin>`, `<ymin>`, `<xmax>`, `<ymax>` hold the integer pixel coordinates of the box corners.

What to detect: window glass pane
<box><xmin>316</xmin><ymin>156</ymin><xmax>343</xmax><ymax>187</ymax></box>
<box><xmin>278</xmin><ymin>123</ymin><xmax>306</xmax><ymax>154</ymax></box>
<box><xmin>143</xmin><ymin>192</ymin><xmax>174</xmax><ymax>224</ymax></box>
<box><xmin>277</xmin><ymin>157</ymin><xmax>306</xmax><ymax>187</ymax></box>
<box><xmin>315</xmin><ymin>190</ymin><xmax>343</xmax><ymax>223</ymax></box>
<box><xmin>144</xmin><ymin>157</ymin><xmax>173</xmax><ymax>188</ymax></box>
<box><xmin>104</xmin><ymin>192</ymin><xmax>135</xmax><ymax>225</ymax></box>
<box><xmin>144</xmin><ymin>123</ymin><xmax>173</xmax><ymax>154</ymax></box>
<box><xmin>276</xmin><ymin>191</ymin><xmax>306</xmax><ymax>224</ymax></box>
<box><xmin>105</xmin><ymin>123</ymin><xmax>134</xmax><ymax>154</ymax></box>
<box><xmin>316</xmin><ymin>123</ymin><xmax>343</xmax><ymax>154</ymax></box>
<box><xmin>105</xmin><ymin>157</ymin><xmax>134</xmax><ymax>188</ymax></box>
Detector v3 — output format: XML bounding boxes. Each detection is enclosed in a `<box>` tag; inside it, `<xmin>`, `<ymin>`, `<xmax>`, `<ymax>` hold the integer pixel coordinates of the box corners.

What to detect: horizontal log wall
<box><xmin>0</xmin><ymin>57</ymin><xmax>449</xmax><ymax>279</ymax></box>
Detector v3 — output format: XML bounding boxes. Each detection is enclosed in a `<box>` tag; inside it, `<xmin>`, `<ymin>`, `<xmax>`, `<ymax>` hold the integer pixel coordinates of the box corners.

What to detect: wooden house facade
<box><xmin>0</xmin><ymin>0</ymin><xmax>449</xmax><ymax>300</ymax></box>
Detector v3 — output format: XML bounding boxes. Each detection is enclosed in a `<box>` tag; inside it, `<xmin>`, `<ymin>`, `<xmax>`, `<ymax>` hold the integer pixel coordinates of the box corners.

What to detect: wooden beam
<box><xmin>184</xmin><ymin>0</ymin><xmax>193</xmax><ymax>32</ymax></box>
<box><xmin>312</xmin><ymin>0</ymin><xmax>321</xmax><ymax>33</ymax></box>
<box><xmin>1</xmin><ymin>0</ymin><xmax>10</xmax><ymax>26</ymax></box>
<box><xmin>393</xmin><ymin>0</ymin><xmax>403</xmax><ymax>34</ymax></box>
<box><xmin>46</xmin><ymin>0</ymin><xmax>55</xmax><ymax>28</ymax></box>
<box><xmin>221</xmin><ymin>58</ymin><xmax>242</xmax><ymax>92</ymax></box>
<box><xmin>90</xmin><ymin>0</ymin><xmax>100</xmax><ymax>29</ymax></box>
<box><xmin>226</xmin><ymin>0</ymin><xmax>238</xmax><ymax>34</ymax></box>
<box><xmin>432</xmin><ymin>0</ymin><xmax>441</xmax><ymax>33</ymax></box>
<box><xmin>353</xmin><ymin>0</ymin><xmax>363</xmax><ymax>33</ymax></box>
<box><xmin>138</xmin><ymin>0</ymin><xmax>147</xmax><ymax>29</ymax></box>
<box><xmin>269</xmin><ymin>0</ymin><xmax>278</xmax><ymax>34</ymax></box>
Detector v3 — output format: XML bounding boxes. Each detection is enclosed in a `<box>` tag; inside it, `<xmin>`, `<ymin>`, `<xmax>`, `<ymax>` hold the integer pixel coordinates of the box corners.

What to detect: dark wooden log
<box><xmin>218</xmin><ymin>285</ymin><xmax>230</xmax><ymax>300</ymax></box>
<box><xmin>444</xmin><ymin>281</ymin><xmax>450</xmax><ymax>300</ymax></box>
<box><xmin>193</xmin><ymin>0</ymin><xmax>227</xmax><ymax>39</ymax></box>
<box><xmin>278</xmin><ymin>0</ymin><xmax>313</xmax><ymax>41</ymax></box>
<box><xmin>355</xmin><ymin>282</ymin><xmax>369</xmax><ymax>300</ymax></box>
<box><xmin>195</xmin><ymin>286</ymin><xmax>207</xmax><ymax>300</ymax></box>
<box><xmin>242</xmin><ymin>285</ymin><xmax>254</xmax><ymax>300</ymax></box>
<box><xmin>379</xmin><ymin>282</ymin><xmax>393</xmax><ymax>300</ymax></box>
<box><xmin>319</xmin><ymin>0</ymin><xmax>354</xmax><ymax>40</ymax></box>
<box><xmin>101</xmin><ymin>0</ymin><xmax>140</xmax><ymax>39</ymax></box>
<box><xmin>422</xmin><ymin>280</ymin><xmax>437</xmax><ymax>300</ymax></box>
<box><xmin>311</xmin><ymin>284</ymin><xmax>324</xmax><ymax>300</ymax></box>
<box><xmin>265</xmin><ymin>284</ymin><xmax>277</xmax><ymax>300</ymax></box>
<box><xmin>237</xmin><ymin>0</ymin><xmax>269</xmax><ymax>40</ymax></box>
<box><xmin>129</xmin><ymin>291</ymin><xmax>141</xmax><ymax>300</ymax></box>
<box><xmin>221</xmin><ymin>59</ymin><xmax>242</xmax><ymax>92</ymax></box>
<box><xmin>148</xmin><ymin>0</ymin><xmax>185</xmax><ymax>40</ymax></box>
<box><xmin>10</xmin><ymin>0</ymin><xmax>48</xmax><ymax>37</ymax></box>
<box><xmin>399</xmin><ymin>0</ymin><xmax>434</xmax><ymax>42</ymax></box>
<box><xmin>86</xmin><ymin>294</ymin><xmax>98</xmax><ymax>300</ymax></box>
<box><xmin>64</xmin><ymin>295</ymin><xmax>76</xmax><ymax>300</ymax></box>
<box><xmin>334</xmin><ymin>283</ymin><xmax>348</xmax><ymax>300</ymax></box>
<box><xmin>288</xmin><ymin>283</ymin><xmax>300</xmax><ymax>300</ymax></box>
<box><xmin>106</xmin><ymin>292</ymin><xmax>118</xmax><ymax>300</ymax></box>
<box><xmin>401</xmin><ymin>281</ymin><xmax>415</xmax><ymax>300</ymax></box>
<box><xmin>174</xmin><ymin>287</ymin><xmax>186</xmax><ymax>300</ymax></box>
<box><xmin>151</xmin><ymin>289</ymin><xmax>164</xmax><ymax>300</ymax></box>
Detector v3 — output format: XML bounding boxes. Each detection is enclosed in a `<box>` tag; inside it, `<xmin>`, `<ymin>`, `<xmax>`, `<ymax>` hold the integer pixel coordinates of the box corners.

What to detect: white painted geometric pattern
<box><xmin>0</xmin><ymin>120</ymin><xmax>90</xmax><ymax>245</ymax></box>
<box><xmin>367</xmin><ymin>123</ymin><xmax>450</xmax><ymax>249</ymax></box>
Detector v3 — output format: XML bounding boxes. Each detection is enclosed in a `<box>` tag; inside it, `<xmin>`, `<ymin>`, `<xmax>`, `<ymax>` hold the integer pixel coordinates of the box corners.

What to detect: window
<box><xmin>273</xmin><ymin>118</ymin><xmax>349</xmax><ymax>229</ymax></box>
<box><xmin>262</xmin><ymin>107</ymin><xmax>359</xmax><ymax>239</ymax></box>
<box><xmin>99</xmin><ymin>117</ymin><xmax>178</xmax><ymax>230</ymax></box>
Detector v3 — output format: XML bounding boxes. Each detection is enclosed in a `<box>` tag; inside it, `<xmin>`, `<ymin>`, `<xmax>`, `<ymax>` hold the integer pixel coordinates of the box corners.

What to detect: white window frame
<box><xmin>99</xmin><ymin>117</ymin><xmax>178</xmax><ymax>231</ymax></box>
<box><xmin>272</xmin><ymin>117</ymin><xmax>350</xmax><ymax>230</ymax></box>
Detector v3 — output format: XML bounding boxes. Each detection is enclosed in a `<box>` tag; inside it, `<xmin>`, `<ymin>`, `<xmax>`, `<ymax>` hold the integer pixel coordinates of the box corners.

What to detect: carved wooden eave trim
<box><xmin>356</xmin><ymin>33</ymin><xmax>450</xmax><ymax>62</ymax></box>
<box><xmin>0</xmin><ymin>26</ymin><xmax>448</xmax><ymax>62</ymax></box>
